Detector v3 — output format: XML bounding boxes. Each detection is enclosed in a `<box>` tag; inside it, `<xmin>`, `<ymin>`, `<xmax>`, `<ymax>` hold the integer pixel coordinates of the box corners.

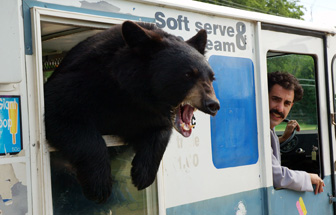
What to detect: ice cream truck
<box><xmin>1</xmin><ymin>0</ymin><xmax>336</xmax><ymax>214</ymax></box>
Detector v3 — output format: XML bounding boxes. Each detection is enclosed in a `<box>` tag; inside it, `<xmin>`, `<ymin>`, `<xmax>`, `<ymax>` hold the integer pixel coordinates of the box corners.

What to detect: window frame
<box><xmin>266</xmin><ymin>51</ymin><xmax>325</xmax><ymax>181</ymax></box>
<box><xmin>29</xmin><ymin>7</ymin><xmax>163</xmax><ymax>215</ymax></box>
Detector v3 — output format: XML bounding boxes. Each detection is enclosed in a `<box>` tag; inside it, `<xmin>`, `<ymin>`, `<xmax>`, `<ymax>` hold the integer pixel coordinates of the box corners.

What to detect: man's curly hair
<box><xmin>268</xmin><ymin>71</ymin><xmax>303</xmax><ymax>102</ymax></box>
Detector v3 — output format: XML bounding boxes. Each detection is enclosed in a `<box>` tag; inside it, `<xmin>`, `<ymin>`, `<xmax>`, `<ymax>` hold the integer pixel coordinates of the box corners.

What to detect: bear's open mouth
<box><xmin>173</xmin><ymin>104</ymin><xmax>196</xmax><ymax>137</ymax></box>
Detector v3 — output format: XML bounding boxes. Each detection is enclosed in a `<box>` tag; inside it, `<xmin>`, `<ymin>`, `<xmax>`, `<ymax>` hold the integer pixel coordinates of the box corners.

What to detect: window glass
<box><xmin>267</xmin><ymin>53</ymin><xmax>320</xmax><ymax>175</ymax></box>
<box><xmin>267</xmin><ymin>54</ymin><xmax>317</xmax><ymax>132</ymax></box>
<box><xmin>50</xmin><ymin>145</ymin><xmax>158</xmax><ymax>215</ymax></box>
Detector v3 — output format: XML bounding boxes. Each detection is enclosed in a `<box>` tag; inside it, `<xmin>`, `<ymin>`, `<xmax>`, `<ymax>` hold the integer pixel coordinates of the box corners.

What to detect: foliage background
<box><xmin>195</xmin><ymin>0</ymin><xmax>306</xmax><ymax>19</ymax></box>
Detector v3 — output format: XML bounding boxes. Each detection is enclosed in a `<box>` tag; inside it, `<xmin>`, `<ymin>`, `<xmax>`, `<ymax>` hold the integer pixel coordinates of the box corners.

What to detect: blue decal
<box><xmin>209</xmin><ymin>56</ymin><xmax>258</xmax><ymax>168</ymax></box>
<box><xmin>0</xmin><ymin>96</ymin><xmax>22</xmax><ymax>154</ymax></box>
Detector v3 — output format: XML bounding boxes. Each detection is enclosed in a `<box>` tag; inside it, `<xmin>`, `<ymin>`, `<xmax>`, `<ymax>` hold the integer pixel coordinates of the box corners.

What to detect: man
<box><xmin>268</xmin><ymin>71</ymin><xmax>324</xmax><ymax>194</ymax></box>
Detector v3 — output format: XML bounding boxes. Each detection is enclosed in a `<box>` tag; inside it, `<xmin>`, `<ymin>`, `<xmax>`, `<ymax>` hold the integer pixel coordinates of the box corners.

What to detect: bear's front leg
<box><xmin>75</xmin><ymin>136</ymin><xmax>112</xmax><ymax>204</ymax></box>
<box><xmin>46</xmin><ymin>121</ymin><xmax>113</xmax><ymax>203</ymax></box>
<box><xmin>131</xmin><ymin>129</ymin><xmax>172</xmax><ymax>190</ymax></box>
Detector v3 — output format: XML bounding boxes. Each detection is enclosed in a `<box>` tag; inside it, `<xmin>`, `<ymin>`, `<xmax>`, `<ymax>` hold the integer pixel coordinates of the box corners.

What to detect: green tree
<box><xmin>196</xmin><ymin>0</ymin><xmax>305</xmax><ymax>19</ymax></box>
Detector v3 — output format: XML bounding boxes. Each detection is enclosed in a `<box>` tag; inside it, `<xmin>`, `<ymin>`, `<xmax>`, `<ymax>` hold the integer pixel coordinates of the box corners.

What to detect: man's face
<box><xmin>269</xmin><ymin>84</ymin><xmax>294</xmax><ymax>129</ymax></box>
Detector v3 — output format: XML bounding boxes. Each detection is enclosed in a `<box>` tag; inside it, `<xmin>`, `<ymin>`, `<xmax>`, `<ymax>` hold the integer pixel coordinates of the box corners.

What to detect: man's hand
<box><xmin>279</xmin><ymin>120</ymin><xmax>300</xmax><ymax>143</ymax></box>
<box><xmin>310</xmin><ymin>173</ymin><xmax>325</xmax><ymax>194</ymax></box>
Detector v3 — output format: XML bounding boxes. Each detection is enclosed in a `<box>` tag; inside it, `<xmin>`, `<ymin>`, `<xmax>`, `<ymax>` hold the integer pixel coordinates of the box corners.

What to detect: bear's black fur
<box><xmin>44</xmin><ymin>21</ymin><xmax>220</xmax><ymax>203</ymax></box>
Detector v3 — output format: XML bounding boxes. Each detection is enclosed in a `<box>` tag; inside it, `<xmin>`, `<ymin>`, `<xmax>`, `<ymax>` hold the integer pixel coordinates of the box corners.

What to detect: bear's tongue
<box><xmin>180</xmin><ymin>105</ymin><xmax>195</xmax><ymax>137</ymax></box>
<box><xmin>182</xmin><ymin>105</ymin><xmax>193</xmax><ymax>124</ymax></box>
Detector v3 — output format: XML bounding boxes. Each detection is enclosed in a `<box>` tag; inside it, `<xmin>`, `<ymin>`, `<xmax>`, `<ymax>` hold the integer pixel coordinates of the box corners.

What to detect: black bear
<box><xmin>44</xmin><ymin>21</ymin><xmax>220</xmax><ymax>203</ymax></box>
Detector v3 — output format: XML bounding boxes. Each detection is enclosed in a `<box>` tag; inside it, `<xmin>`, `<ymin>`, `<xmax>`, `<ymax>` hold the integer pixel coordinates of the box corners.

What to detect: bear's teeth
<box><xmin>180</xmin><ymin>123</ymin><xmax>195</xmax><ymax>131</ymax></box>
<box><xmin>183</xmin><ymin>123</ymin><xmax>190</xmax><ymax>131</ymax></box>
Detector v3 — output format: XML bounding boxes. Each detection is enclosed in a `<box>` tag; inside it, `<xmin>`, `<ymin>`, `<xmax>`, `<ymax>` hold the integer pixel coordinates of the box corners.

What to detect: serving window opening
<box><xmin>41</xmin><ymin>21</ymin><xmax>159</xmax><ymax>215</ymax></box>
<box><xmin>267</xmin><ymin>52</ymin><xmax>323</xmax><ymax>179</ymax></box>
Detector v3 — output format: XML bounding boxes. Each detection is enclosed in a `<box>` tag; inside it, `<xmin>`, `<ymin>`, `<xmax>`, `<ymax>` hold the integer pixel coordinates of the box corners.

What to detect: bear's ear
<box><xmin>186</xmin><ymin>29</ymin><xmax>207</xmax><ymax>55</ymax></box>
<box><xmin>121</xmin><ymin>21</ymin><xmax>162</xmax><ymax>48</ymax></box>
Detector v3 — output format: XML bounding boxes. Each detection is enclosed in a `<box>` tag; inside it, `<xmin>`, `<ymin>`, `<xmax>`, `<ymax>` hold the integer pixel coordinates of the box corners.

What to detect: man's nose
<box><xmin>276</xmin><ymin>103</ymin><xmax>284</xmax><ymax>112</ymax></box>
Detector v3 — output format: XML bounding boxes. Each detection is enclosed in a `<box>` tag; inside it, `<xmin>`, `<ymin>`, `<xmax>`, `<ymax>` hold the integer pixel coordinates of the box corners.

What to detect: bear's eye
<box><xmin>185</xmin><ymin>71</ymin><xmax>193</xmax><ymax>78</ymax></box>
<box><xmin>185</xmin><ymin>68</ymin><xmax>198</xmax><ymax>78</ymax></box>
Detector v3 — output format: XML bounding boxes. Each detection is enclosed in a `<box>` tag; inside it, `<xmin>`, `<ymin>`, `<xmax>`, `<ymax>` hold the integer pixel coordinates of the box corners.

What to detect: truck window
<box><xmin>41</xmin><ymin>21</ymin><xmax>159</xmax><ymax>215</ymax></box>
<box><xmin>267</xmin><ymin>53</ymin><xmax>322</xmax><ymax>176</ymax></box>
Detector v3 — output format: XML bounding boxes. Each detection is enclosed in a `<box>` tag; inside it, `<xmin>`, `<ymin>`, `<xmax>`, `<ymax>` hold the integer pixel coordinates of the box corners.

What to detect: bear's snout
<box><xmin>204</xmin><ymin>99</ymin><xmax>220</xmax><ymax>116</ymax></box>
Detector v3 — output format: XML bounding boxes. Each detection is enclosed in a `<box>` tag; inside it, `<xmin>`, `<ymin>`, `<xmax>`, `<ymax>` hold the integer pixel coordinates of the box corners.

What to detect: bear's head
<box><xmin>121</xmin><ymin>21</ymin><xmax>220</xmax><ymax>137</ymax></box>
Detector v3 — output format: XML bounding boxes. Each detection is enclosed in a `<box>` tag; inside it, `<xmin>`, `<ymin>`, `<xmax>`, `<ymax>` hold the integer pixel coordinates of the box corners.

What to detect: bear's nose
<box><xmin>205</xmin><ymin>99</ymin><xmax>220</xmax><ymax>116</ymax></box>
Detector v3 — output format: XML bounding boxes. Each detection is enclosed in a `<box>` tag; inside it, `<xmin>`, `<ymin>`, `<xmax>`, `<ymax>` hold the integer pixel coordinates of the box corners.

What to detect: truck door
<box><xmin>329</xmin><ymin>35</ymin><xmax>336</xmax><ymax>213</ymax></box>
<box><xmin>259</xmin><ymin>22</ymin><xmax>336</xmax><ymax>214</ymax></box>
